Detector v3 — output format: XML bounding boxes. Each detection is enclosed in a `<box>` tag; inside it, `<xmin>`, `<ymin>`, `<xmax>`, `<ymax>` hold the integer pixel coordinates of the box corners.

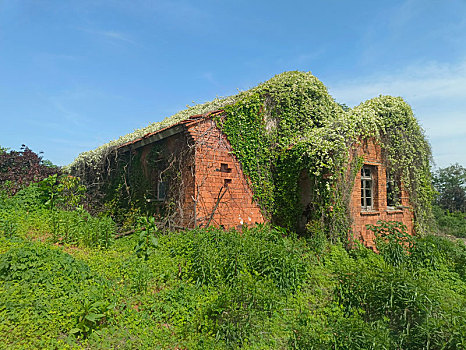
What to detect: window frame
<box><xmin>361</xmin><ymin>165</ymin><xmax>374</xmax><ymax>211</ymax></box>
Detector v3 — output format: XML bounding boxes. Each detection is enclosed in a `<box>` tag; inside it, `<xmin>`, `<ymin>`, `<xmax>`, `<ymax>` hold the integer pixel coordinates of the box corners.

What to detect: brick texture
<box><xmin>134</xmin><ymin>118</ymin><xmax>413</xmax><ymax>246</ymax></box>
<box><xmin>349</xmin><ymin>140</ymin><xmax>414</xmax><ymax>249</ymax></box>
<box><xmin>187</xmin><ymin>118</ymin><xmax>265</xmax><ymax>229</ymax></box>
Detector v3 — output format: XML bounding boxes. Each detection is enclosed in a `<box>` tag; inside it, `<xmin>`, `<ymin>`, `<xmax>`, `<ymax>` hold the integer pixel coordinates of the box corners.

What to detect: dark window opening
<box><xmin>157</xmin><ymin>181</ymin><xmax>167</xmax><ymax>201</ymax></box>
<box><xmin>361</xmin><ymin>166</ymin><xmax>374</xmax><ymax>210</ymax></box>
<box><xmin>387</xmin><ymin>172</ymin><xmax>401</xmax><ymax>209</ymax></box>
<box><xmin>220</xmin><ymin>163</ymin><xmax>232</xmax><ymax>173</ymax></box>
<box><xmin>224</xmin><ymin>178</ymin><xmax>232</xmax><ymax>187</ymax></box>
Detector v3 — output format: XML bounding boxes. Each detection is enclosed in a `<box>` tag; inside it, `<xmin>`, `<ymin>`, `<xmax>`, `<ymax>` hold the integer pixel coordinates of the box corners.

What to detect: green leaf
<box><xmin>85</xmin><ymin>313</ymin><xmax>105</xmax><ymax>322</ymax></box>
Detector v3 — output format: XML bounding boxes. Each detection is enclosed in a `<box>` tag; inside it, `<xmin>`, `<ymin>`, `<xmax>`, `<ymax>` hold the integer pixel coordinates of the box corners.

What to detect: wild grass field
<box><xmin>0</xmin><ymin>175</ymin><xmax>465</xmax><ymax>349</ymax></box>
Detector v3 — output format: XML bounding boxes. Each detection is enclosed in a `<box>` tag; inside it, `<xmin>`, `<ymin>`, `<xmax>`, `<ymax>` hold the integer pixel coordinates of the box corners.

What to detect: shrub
<box><xmin>37</xmin><ymin>174</ymin><xmax>86</xmax><ymax>210</ymax></box>
<box><xmin>134</xmin><ymin>216</ymin><xmax>159</xmax><ymax>260</ymax></box>
<box><xmin>0</xmin><ymin>145</ymin><xmax>59</xmax><ymax>195</ymax></box>
<box><xmin>367</xmin><ymin>220</ymin><xmax>414</xmax><ymax>266</ymax></box>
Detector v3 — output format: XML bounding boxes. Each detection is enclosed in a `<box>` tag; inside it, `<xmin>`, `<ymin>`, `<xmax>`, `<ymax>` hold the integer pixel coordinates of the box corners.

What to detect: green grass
<box><xmin>0</xmin><ymin>222</ymin><xmax>465</xmax><ymax>349</ymax></box>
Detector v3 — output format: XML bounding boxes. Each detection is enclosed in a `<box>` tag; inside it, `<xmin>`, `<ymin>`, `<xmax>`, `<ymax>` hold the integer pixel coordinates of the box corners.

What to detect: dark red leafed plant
<box><xmin>0</xmin><ymin>145</ymin><xmax>59</xmax><ymax>194</ymax></box>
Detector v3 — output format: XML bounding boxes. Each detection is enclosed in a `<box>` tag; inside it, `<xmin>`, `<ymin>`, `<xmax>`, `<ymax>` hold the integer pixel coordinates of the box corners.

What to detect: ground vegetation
<box><xmin>0</xmin><ymin>179</ymin><xmax>464</xmax><ymax>349</ymax></box>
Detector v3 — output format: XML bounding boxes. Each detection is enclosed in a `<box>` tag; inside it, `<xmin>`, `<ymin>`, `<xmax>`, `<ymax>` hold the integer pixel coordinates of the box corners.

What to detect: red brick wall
<box><xmin>133</xmin><ymin>120</ymin><xmax>413</xmax><ymax>243</ymax></box>
<box><xmin>349</xmin><ymin>140</ymin><xmax>414</xmax><ymax>248</ymax></box>
<box><xmin>187</xmin><ymin>119</ymin><xmax>265</xmax><ymax>229</ymax></box>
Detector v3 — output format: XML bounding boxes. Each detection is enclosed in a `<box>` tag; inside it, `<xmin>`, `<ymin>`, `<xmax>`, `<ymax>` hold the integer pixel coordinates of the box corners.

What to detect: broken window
<box><xmin>361</xmin><ymin>166</ymin><xmax>374</xmax><ymax>210</ymax></box>
<box><xmin>386</xmin><ymin>172</ymin><xmax>401</xmax><ymax>209</ymax></box>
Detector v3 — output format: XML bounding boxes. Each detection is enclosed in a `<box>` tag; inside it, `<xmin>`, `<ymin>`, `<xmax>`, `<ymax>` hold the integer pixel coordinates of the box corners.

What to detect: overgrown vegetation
<box><xmin>1</xmin><ymin>213</ymin><xmax>465</xmax><ymax>348</ymax></box>
<box><xmin>0</xmin><ymin>169</ymin><xmax>466</xmax><ymax>349</ymax></box>
<box><xmin>432</xmin><ymin>163</ymin><xmax>466</xmax><ymax>238</ymax></box>
<box><xmin>1</xmin><ymin>170</ymin><xmax>116</xmax><ymax>248</ymax></box>
<box><xmin>217</xmin><ymin>72</ymin><xmax>433</xmax><ymax>237</ymax></box>
<box><xmin>1</xmin><ymin>151</ymin><xmax>465</xmax><ymax>348</ymax></box>
<box><xmin>68</xmin><ymin>71</ymin><xmax>433</xmax><ymax>239</ymax></box>
<box><xmin>1</xmin><ymin>73</ymin><xmax>462</xmax><ymax>348</ymax></box>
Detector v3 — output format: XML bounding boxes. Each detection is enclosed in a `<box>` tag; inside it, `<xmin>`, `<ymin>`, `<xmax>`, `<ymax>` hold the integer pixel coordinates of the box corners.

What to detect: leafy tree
<box><xmin>432</xmin><ymin>163</ymin><xmax>466</xmax><ymax>212</ymax></box>
<box><xmin>0</xmin><ymin>144</ymin><xmax>59</xmax><ymax>194</ymax></box>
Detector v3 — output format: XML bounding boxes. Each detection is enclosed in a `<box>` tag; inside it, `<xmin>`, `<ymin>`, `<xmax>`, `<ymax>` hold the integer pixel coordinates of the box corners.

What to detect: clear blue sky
<box><xmin>1</xmin><ymin>0</ymin><xmax>465</xmax><ymax>168</ymax></box>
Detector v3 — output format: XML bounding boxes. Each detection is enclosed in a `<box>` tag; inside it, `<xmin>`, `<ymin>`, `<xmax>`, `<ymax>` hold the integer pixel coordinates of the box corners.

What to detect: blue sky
<box><xmin>1</xmin><ymin>0</ymin><xmax>465</xmax><ymax>168</ymax></box>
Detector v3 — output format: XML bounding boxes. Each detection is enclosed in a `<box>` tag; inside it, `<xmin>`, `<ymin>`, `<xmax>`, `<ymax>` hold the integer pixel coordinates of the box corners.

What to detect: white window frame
<box><xmin>361</xmin><ymin>166</ymin><xmax>374</xmax><ymax>210</ymax></box>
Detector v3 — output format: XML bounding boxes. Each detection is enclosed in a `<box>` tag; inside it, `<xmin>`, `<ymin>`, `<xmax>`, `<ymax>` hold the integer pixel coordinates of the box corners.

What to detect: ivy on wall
<box><xmin>216</xmin><ymin>72</ymin><xmax>433</xmax><ymax>238</ymax></box>
<box><xmin>69</xmin><ymin>71</ymin><xmax>433</xmax><ymax>238</ymax></box>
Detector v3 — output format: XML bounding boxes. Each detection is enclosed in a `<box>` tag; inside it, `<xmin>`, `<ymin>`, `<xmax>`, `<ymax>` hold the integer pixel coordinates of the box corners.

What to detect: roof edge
<box><xmin>118</xmin><ymin>109</ymin><xmax>223</xmax><ymax>152</ymax></box>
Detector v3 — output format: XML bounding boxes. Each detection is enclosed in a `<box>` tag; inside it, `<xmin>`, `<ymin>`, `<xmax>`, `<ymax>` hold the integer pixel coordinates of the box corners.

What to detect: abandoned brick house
<box><xmin>115</xmin><ymin>114</ymin><xmax>413</xmax><ymax>249</ymax></box>
<box><xmin>71</xmin><ymin>72</ymin><xmax>430</xmax><ymax>248</ymax></box>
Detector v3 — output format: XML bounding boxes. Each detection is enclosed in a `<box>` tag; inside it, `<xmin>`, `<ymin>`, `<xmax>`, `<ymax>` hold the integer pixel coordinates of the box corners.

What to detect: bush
<box><xmin>367</xmin><ymin>220</ymin><xmax>414</xmax><ymax>266</ymax></box>
<box><xmin>433</xmin><ymin>204</ymin><xmax>466</xmax><ymax>238</ymax></box>
<box><xmin>0</xmin><ymin>145</ymin><xmax>59</xmax><ymax>195</ymax></box>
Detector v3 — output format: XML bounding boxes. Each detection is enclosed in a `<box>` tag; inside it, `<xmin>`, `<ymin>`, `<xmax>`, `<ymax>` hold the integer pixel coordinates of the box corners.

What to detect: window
<box><xmin>361</xmin><ymin>166</ymin><xmax>374</xmax><ymax>210</ymax></box>
<box><xmin>386</xmin><ymin>172</ymin><xmax>400</xmax><ymax>209</ymax></box>
<box><xmin>157</xmin><ymin>181</ymin><xmax>167</xmax><ymax>201</ymax></box>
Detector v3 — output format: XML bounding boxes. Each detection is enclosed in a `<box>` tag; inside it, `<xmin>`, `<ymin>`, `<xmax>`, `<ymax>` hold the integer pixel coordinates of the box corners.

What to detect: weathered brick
<box><xmin>132</xmin><ymin>117</ymin><xmax>413</xmax><ymax>247</ymax></box>
<box><xmin>349</xmin><ymin>140</ymin><xmax>414</xmax><ymax>249</ymax></box>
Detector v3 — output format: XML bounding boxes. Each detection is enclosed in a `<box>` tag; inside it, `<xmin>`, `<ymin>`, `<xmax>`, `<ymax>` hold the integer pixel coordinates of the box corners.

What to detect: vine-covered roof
<box><xmin>67</xmin><ymin>71</ymin><xmax>338</xmax><ymax>173</ymax></box>
<box><xmin>68</xmin><ymin>71</ymin><xmax>433</xmax><ymax>235</ymax></box>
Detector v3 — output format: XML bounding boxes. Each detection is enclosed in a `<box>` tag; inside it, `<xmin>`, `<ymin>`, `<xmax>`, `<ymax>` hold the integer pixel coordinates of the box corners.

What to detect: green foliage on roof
<box><xmin>65</xmin><ymin>94</ymin><xmax>240</xmax><ymax>174</ymax></box>
<box><xmin>216</xmin><ymin>71</ymin><xmax>433</xmax><ymax>237</ymax></box>
<box><xmin>68</xmin><ymin>71</ymin><xmax>433</xmax><ymax>236</ymax></box>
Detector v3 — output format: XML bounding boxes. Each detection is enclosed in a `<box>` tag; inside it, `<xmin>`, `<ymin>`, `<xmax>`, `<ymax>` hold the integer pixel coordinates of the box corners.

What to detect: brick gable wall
<box><xmin>187</xmin><ymin>118</ymin><xmax>265</xmax><ymax>229</ymax></box>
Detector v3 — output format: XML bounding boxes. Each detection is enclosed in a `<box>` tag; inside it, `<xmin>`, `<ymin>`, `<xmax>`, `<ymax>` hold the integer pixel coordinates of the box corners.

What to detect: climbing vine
<box><xmin>350</xmin><ymin>96</ymin><xmax>434</xmax><ymax>234</ymax></box>
<box><xmin>68</xmin><ymin>71</ymin><xmax>434</xmax><ymax>238</ymax></box>
<box><xmin>215</xmin><ymin>72</ymin><xmax>433</xmax><ymax>239</ymax></box>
